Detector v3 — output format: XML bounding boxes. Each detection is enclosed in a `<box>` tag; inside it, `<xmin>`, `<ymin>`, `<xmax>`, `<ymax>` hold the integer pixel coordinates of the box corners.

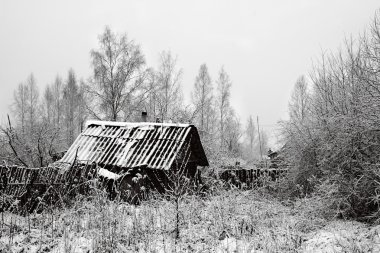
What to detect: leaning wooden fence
<box><xmin>0</xmin><ymin>165</ymin><xmax>97</xmax><ymax>193</ymax></box>
<box><xmin>0</xmin><ymin>164</ymin><xmax>99</xmax><ymax>213</ymax></box>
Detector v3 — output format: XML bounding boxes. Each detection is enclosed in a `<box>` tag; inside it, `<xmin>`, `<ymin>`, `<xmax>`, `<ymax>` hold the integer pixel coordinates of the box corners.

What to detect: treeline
<box><xmin>281</xmin><ymin>11</ymin><xmax>380</xmax><ymax>220</ymax></box>
<box><xmin>2</xmin><ymin>70</ymin><xmax>86</xmax><ymax>168</ymax></box>
<box><xmin>1</xmin><ymin>27</ymin><xmax>267</xmax><ymax>167</ymax></box>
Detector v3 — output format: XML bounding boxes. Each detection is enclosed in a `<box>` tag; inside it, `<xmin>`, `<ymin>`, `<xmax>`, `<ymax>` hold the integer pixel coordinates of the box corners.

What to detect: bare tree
<box><xmin>87</xmin><ymin>26</ymin><xmax>146</xmax><ymax>121</ymax></box>
<box><xmin>63</xmin><ymin>69</ymin><xmax>80</xmax><ymax>145</ymax></box>
<box><xmin>51</xmin><ymin>75</ymin><xmax>63</xmax><ymax>128</ymax></box>
<box><xmin>216</xmin><ymin>67</ymin><xmax>232</xmax><ymax>149</ymax></box>
<box><xmin>5</xmin><ymin>74</ymin><xmax>60</xmax><ymax>167</ymax></box>
<box><xmin>192</xmin><ymin>64</ymin><xmax>213</xmax><ymax>137</ymax></box>
<box><xmin>289</xmin><ymin>76</ymin><xmax>309</xmax><ymax>122</ymax></box>
<box><xmin>41</xmin><ymin>75</ymin><xmax>64</xmax><ymax>152</ymax></box>
<box><xmin>223</xmin><ymin>109</ymin><xmax>242</xmax><ymax>156</ymax></box>
<box><xmin>25</xmin><ymin>74</ymin><xmax>39</xmax><ymax>133</ymax></box>
<box><xmin>245</xmin><ymin>115</ymin><xmax>256</xmax><ymax>159</ymax></box>
<box><xmin>43</xmin><ymin>85</ymin><xmax>54</xmax><ymax>125</ymax></box>
<box><xmin>155</xmin><ymin>51</ymin><xmax>183</xmax><ymax>122</ymax></box>
<box><xmin>144</xmin><ymin>69</ymin><xmax>161</xmax><ymax>122</ymax></box>
<box><xmin>77</xmin><ymin>80</ymin><xmax>88</xmax><ymax>132</ymax></box>
<box><xmin>13</xmin><ymin>83</ymin><xmax>29</xmax><ymax>134</ymax></box>
<box><xmin>257</xmin><ymin>130</ymin><xmax>268</xmax><ymax>157</ymax></box>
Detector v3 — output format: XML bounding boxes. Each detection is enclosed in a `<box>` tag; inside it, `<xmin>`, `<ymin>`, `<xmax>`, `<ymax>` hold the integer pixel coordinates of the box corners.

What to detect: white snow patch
<box><xmin>97</xmin><ymin>167</ymin><xmax>121</xmax><ymax>180</ymax></box>
<box><xmin>139</xmin><ymin>126</ymin><xmax>155</xmax><ymax>131</ymax></box>
<box><xmin>85</xmin><ymin>120</ymin><xmax>190</xmax><ymax>128</ymax></box>
<box><xmin>303</xmin><ymin>221</ymin><xmax>380</xmax><ymax>252</ymax></box>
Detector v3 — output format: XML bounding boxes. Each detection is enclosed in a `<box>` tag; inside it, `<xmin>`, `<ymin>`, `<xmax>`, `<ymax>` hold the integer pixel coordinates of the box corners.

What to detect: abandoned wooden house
<box><xmin>53</xmin><ymin>120</ymin><xmax>209</xmax><ymax>200</ymax></box>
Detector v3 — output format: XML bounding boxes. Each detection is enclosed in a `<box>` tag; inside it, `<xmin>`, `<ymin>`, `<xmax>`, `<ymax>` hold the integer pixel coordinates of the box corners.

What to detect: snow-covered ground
<box><xmin>1</xmin><ymin>190</ymin><xmax>379</xmax><ymax>252</ymax></box>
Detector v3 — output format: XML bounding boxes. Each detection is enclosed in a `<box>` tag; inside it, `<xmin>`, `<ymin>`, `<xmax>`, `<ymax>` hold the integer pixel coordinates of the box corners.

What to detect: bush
<box><xmin>280</xmin><ymin>11</ymin><xmax>380</xmax><ymax>222</ymax></box>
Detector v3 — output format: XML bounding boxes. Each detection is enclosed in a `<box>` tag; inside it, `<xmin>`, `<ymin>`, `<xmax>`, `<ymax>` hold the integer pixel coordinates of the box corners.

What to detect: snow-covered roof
<box><xmin>85</xmin><ymin>120</ymin><xmax>191</xmax><ymax>129</ymax></box>
<box><xmin>58</xmin><ymin>120</ymin><xmax>208</xmax><ymax>170</ymax></box>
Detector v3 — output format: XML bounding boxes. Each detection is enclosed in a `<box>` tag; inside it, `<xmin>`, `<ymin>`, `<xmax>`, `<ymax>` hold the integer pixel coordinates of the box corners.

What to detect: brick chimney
<box><xmin>141</xmin><ymin>111</ymin><xmax>147</xmax><ymax>122</ymax></box>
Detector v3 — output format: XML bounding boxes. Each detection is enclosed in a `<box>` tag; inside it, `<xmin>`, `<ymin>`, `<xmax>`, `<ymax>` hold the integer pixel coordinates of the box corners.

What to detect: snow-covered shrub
<box><xmin>280</xmin><ymin>11</ymin><xmax>380</xmax><ymax>221</ymax></box>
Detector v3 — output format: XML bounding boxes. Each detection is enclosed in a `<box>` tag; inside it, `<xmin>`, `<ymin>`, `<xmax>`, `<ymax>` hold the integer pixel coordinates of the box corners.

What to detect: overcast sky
<box><xmin>0</xmin><ymin>0</ymin><xmax>379</xmax><ymax>146</ymax></box>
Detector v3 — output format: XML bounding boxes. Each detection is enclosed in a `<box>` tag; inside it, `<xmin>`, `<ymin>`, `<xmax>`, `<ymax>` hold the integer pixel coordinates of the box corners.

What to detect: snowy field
<box><xmin>1</xmin><ymin>189</ymin><xmax>379</xmax><ymax>252</ymax></box>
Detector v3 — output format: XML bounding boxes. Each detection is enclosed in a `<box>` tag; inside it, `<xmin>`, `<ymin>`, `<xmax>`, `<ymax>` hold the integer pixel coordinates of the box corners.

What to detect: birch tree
<box><xmin>63</xmin><ymin>69</ymin><xmax>80</xmax><ymax>145</ymax></box>
<box><xmin>224</xmin><ymin>109</ymin><xmax>242</xmax><ymax>156</ymax></box>
<box><xmin>87</xmin><ymin>26</ymin><xmax>146</xmax><ymax>121</ymax></box>
<box><xmin>192</xmin><ymin>64</ymin><xmax>213</xmax><ymax>137</ymax></box>
<box><xmin>245</xmin><ymin>115</ymin><xmax>256</xmax><ymax>159</ymax></box>
<box><xmin>155</xmin><ymin>51</ymin><xmax>183</xmax><ymax>122</ymax></box>
<box><xmin>25</xmin><ymin>74</ymin><xmax>39</xmax><ymax>133</ymax></box>
<box><xmin>216</xmin><ymin>67</ymin><xmax>232</xmax><ymax>149</ymax></box>
<box><xmin>77</xmin><ymin>80</ymin><xmax>87</xmax><ymax>132</ymax></box>
<box><xmin>289</xmin><ymin>76</ymin><xmax>309</xmax><ymax>122</ymax></box>
<box><xmin>51</xmin><ymin>75</ymin><xmax>63</xmax><ymax>128</ymax></box>
<box><xmin>43</xmin><ymin>85</ymin><xmax>54</xmax><ymax>125</ymax></box>
<box><xmin>13</xmin><ymin>83</ymin><xmax>29</xmax><ymax>134</ymax></box>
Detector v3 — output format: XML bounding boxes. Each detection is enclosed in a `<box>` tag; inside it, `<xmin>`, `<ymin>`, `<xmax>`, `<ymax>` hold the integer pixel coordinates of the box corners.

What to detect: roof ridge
<box><xmin>85</xmin><ymin>120</ymin><xmax>192</xmax><ymax>128</ymax></box>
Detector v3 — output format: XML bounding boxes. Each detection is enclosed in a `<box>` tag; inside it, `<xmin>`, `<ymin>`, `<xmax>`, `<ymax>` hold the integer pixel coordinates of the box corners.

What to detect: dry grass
<box><xmin>0</xmin><ymin>188</ymin><xmax>379</xmax><ymax>252</ymax></box>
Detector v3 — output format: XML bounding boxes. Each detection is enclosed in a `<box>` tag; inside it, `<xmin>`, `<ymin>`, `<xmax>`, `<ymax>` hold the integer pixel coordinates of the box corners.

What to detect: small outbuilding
<box><xmin>55</xmin><ymin>120</ymin><xmax>209</xmax><ymax>200</ymax></box>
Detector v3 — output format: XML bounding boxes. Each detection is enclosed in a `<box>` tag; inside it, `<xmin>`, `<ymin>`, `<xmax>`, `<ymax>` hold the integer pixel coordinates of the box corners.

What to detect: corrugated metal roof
<box><xmin>57</xmin><ymin>121</ymin><xmax>208</xmax><ymax>170</ymax></box>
